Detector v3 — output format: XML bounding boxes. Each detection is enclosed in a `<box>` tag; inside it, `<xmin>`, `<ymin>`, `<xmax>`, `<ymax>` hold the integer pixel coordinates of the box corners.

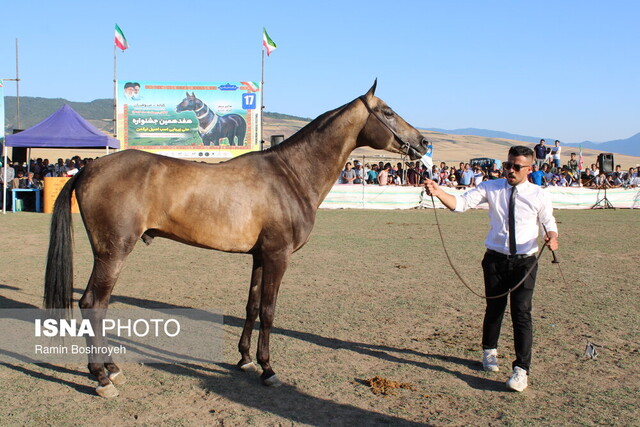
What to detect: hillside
<box><xmin>4</xmin><ymin>96</ymin><xmax>640</xmax><ymax>168</ymax></box>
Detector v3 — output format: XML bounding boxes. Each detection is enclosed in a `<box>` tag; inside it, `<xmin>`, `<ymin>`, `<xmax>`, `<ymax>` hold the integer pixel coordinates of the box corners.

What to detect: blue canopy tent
<box><xmin>2</xmin><ymin>104</ymin><xmax>120</xmax><ymax>213</ymax></box>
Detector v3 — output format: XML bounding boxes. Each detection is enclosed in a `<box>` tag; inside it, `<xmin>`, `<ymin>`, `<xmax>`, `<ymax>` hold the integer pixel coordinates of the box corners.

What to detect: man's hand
<box><xmin>424</xmin><ymin>178</ymin><xmax>443</xmax><ymax>197</ymax></box>
<box><xmin>544</xmin><ymin>231</ymin><xmax>559</xmax><ymax>251</ymax></box>
<box><xmin>424</xmin><ymin>178</ymin><xmax>457</xmax><ymax>210</ymax></box>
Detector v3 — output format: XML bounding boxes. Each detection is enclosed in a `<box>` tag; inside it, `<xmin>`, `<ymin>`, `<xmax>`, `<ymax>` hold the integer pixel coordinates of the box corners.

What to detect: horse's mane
<box><xmin>264</xmin><ymin>99</ymin><xmax>354</xmax><ymax>155</ymax></box>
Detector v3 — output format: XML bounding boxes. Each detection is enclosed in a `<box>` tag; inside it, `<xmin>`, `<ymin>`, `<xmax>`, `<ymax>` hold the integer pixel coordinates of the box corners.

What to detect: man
<box><xmin>551</xmin><ymin>140</ymin><xmax>562</xmax><ymax>169</ymax></box>
<box><xmin>353</xmin><ymin>161</ymin><xmax>364</xmax><ymax>184</ymax></box>
<box><xmin>528</xmin><ymin>164</ymin><xmax>545</xmax><ymax>186</ymax></box>
<box><xmin>460</xmin><ymin>163</ymin><xmax>474</xmax><ymax>187</ymax></box>
<box><xmin>424</xmin><ymin>145</ymin><xmax>559</xmax><ymax>392</ymax></box>
<box><xmin>534</xmin><ymin>139</ymin><xmax>546</xmax><ymax>168</ymax></box>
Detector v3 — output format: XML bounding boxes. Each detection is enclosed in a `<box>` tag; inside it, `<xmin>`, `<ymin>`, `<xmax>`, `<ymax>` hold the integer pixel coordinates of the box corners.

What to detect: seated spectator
<box><xmin>528</xmin><ymin>164</ymin><xmax>545</xmax><ymax>186</ymax></box>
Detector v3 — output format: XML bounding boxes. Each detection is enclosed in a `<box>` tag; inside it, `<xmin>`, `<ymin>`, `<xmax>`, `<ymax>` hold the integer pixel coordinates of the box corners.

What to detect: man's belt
<box><xmin>486</xmin><ymin>249</ymin><xmax>534</xmax><ymax>260</ymax></box>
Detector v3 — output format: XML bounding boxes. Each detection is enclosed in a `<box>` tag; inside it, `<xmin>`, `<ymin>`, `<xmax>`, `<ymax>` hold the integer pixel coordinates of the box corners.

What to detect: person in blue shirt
<box><xmin>528</xmin><ymin>164</ymin><xmax>545</xmax><ymax>186</ymax></box>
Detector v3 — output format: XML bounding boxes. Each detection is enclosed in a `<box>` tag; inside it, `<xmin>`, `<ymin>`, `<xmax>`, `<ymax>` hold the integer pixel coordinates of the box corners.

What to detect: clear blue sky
<box><xmin>1</xmin><ymin>0</ymin><xmax>638</xmax><ymax>142</ymax></box>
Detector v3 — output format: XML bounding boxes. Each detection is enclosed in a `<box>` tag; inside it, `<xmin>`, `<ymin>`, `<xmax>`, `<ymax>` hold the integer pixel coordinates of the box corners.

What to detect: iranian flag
<box><xmin>115</xmin><ymin>24</ymin><xmax>129</xmax><ymax>51</ymax></box>
<box><xmin>263</xmin><ymin>28</ymin><xmax>277</xmax><ymax>56</ymax></box>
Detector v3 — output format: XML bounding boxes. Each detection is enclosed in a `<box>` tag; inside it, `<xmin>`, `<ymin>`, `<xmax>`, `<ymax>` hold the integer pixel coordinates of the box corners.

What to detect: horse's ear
<box><xmin>186</xmin><ymin>91</ymin><xmax>190</xmax><ymax>97</ymax></box>
<box><xmin>365</xmin><ymin>79</ymin><xmax>377</xmax><ymax>98</ymax></box>
<box><xmin>191</xmin><ymin>92</ymin><xmax>196</xmax><ymax>97</ymax></box>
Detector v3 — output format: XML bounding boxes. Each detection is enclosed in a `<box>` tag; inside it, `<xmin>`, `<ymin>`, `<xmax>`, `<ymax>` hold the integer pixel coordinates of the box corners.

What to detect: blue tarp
<box><xmin>5</xmin><ymin>104</ymin><xmax>119</xmax><ymax>149</ymax></box>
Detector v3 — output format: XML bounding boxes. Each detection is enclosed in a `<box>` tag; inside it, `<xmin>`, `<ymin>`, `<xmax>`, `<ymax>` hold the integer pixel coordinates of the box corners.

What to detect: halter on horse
<box><xmin>44</xmin><ymin>81</ymin><xmax>429</xmax><ymax>398</ymax></box>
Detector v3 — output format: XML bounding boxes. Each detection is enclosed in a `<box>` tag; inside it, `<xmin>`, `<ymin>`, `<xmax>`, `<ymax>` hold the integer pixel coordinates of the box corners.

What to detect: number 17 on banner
<box><xmin>242</xmin><ymin>93</ymin><xmax>257</xmax><ymax>110</ymax></box>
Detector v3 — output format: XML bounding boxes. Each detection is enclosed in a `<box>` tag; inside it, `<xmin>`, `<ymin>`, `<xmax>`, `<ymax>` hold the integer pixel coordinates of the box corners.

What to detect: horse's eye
<box><xmin>382</xmin><ymin>109</ymin><xmax>394</xmax><ymax>118</ymax></box>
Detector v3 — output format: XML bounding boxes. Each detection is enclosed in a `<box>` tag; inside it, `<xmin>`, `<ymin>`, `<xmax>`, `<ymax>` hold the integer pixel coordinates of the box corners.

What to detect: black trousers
<box><xmin>481</xmin><ymin>250</ymin><xmax>538</xmax><ymax>373</ymax></box>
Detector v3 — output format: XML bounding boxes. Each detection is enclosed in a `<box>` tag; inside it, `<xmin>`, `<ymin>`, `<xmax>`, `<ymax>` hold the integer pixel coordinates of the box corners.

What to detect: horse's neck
<box><xmin>272</xmin><ymin>106</ymin><xmax>363</xmax><ymax>207</ymax></box>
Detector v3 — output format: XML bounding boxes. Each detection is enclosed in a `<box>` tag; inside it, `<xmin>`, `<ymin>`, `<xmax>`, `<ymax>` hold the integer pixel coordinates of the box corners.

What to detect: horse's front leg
<box><xmin>257</xmin><ymin>250</ymin><xmax>289</xmax><ymax>387</ymax></box>
<box><xmin>237</xmin><ymin>254</ymin><xmax>262</xmax><ymax>372</ymax></box>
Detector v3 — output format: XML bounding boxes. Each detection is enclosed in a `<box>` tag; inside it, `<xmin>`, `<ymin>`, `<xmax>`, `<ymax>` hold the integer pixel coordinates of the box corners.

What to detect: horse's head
<box><xmin>356</xmin><ymin>81</ymin><xmax>429</xmax><ymax>160</ymax></box>
<box><xmin>176</xmin><ymin>92</ymin><xmax>202</xmax><ymax>113</ymax></box>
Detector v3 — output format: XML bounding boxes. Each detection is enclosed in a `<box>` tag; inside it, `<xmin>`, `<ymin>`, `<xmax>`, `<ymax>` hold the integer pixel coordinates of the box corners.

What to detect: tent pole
<box><xmin>2</xmin><ymin>150</ymin><xmax>7</xmax><ymax>214</ymax></box>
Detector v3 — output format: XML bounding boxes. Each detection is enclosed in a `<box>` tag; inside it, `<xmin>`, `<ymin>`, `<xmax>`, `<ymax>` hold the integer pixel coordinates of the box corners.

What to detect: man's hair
<box><xmin>509</xmin><ymin>145</ymin><xmax>534</xmax><ymax>160</ymax></box>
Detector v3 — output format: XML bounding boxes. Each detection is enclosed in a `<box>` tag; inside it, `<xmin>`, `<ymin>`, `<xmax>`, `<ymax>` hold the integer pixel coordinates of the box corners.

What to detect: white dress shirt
<box><xmin>453</xmin><ymin>179</ymin><xmax>558</xmax><ymax>256</ymax></box>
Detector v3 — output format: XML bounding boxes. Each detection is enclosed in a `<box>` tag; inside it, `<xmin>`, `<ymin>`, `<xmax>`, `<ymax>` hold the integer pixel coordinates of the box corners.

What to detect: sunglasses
<box><xmin>503</xmin><ymin>162</ymin><xmax>530</xmax><ymax>172</ymax></box>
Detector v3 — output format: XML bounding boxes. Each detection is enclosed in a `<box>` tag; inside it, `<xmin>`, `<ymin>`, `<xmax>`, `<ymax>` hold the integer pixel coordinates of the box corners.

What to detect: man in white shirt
<box><xmin>424</xmin><ymin>145</ymin><xmax>559</xmax><ymax>392</ymax></box>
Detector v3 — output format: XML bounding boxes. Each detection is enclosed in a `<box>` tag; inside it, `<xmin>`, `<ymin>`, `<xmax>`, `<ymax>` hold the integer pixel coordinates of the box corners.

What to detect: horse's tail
<box><xmin>44</xmin><ymin>168</ymin><xmax>84</xmax><ymax>310</ymax></box>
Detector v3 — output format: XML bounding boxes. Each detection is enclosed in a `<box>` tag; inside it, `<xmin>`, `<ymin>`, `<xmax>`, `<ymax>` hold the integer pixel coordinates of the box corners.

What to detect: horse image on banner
<box><xmin>44</xmin><ymin>81</ymin><xmax>429</xmax><ymax>398</ymax></box>
<box><xmin>176</xmin><ymin>92</ymin><xmax>247</xmax><ymax>147</ymax></box>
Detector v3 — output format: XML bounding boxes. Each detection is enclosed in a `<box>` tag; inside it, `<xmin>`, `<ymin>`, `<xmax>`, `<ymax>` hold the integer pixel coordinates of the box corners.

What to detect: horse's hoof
<box><xmin>239</xmin><ymin>362</ymin><xmax>258</xmax><ymax>372</ymax></box>
<box><xmin>108</xmin><ymin>371</ymin><xmax>126</xmax><ymax>385</ymax></box>
<box><xmin>263</xmin><ymin>374</ymin><xmax>282</xmax><ymax>387</ymax></box>
<box><xmin>96</xmin><ymin>383</ymin><xmax>119</xmax><ymax>398</ymax></box>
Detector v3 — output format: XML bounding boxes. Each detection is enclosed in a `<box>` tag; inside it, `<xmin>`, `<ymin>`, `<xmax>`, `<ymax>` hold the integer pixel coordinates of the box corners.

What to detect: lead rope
<box><xmin>429</xmin><ymin>194</ymin><xmax>547</xmax><ymax>299</ymax></box>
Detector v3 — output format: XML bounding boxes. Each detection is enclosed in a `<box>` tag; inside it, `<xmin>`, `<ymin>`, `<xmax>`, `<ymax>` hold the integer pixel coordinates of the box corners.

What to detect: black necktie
<box><xmin>509</xmin><ymin>185</ymin><xmax>517</xmax><ymax>255</ymax></box>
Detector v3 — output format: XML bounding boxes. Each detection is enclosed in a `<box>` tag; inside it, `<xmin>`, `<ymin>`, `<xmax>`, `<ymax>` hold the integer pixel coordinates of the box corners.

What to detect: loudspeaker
<box><xmin>11</xmin><ymin>147</ymin><xmax>28</xmax><ymax>166</ymax></box>
<box><xmin>597</xmin><ymin>153</ymin><xmax>614</xmax><ymax>174</ymax></box>
<box><xmin>270</xmin><ymin>134</ymin><xmax>285</xmax><ymax>147</ymax></box>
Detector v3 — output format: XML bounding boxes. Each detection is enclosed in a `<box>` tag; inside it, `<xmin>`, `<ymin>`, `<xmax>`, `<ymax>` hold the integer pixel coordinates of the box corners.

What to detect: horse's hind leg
<box><xmin>238</xmin><ymin>254</ymin><xmax>262</xmax><ymax>372</ymax></box>
<box><xmin>79</xmin><ymin>241</ymin><xmax>135</xmax><ymax>398</ymax></box>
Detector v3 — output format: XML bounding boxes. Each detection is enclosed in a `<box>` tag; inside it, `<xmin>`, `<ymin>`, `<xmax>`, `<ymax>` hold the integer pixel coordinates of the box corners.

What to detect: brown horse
<box><xmin>44</xmin><ymin>81</ymin><xmax>429</xmax><ymax>398</ymax></box>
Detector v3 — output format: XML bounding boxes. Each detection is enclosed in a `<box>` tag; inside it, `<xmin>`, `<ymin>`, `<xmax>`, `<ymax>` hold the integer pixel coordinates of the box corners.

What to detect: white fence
<box><xmin>320</xmin><ymin>185</ymin><xmax>640</xmax><ymax>210</ymax></box>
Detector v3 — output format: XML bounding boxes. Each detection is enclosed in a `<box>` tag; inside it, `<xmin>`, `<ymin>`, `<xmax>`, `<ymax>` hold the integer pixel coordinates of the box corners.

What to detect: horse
<box><xmin>176</xmin><ymin>92</ymin><xmax>247</xmax><ymax>146</ymax></box>
<box><xmin>44</xmin><ymin>81</ymin><xmax>429</xmax><ymax>398</ymax></box>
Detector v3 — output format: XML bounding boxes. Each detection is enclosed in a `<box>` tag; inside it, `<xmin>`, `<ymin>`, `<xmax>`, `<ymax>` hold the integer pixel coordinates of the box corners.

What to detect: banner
<box><xmin>117</xmin><ymin>81</ymin><xmax>261</xmax><ymax>160</ymax></box>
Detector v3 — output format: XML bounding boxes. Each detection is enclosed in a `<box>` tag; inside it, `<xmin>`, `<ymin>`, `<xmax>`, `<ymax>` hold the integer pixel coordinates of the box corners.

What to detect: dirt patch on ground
<box><xmin>0</xmin><ymin>209</ymin><xmax>638</xmax><ymax>425</ymax></box>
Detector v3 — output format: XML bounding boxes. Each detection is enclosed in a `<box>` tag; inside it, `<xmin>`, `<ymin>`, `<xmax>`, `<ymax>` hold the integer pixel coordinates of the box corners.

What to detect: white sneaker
<box><xmin>506</xmin><ymin>366</ymin><xmax>528</xmax><ymax>392</ymax></box>
<box><xmin>482</xmin><ymin>349</ymin><xmax>499</xmax><ymax>372</ymax></box>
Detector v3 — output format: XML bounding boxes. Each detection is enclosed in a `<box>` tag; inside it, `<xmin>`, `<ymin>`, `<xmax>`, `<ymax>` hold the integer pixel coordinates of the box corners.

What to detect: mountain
<box><xmin>3</xmin><ymin>96</ymin><xmax>639</xmax><ymax>159</ymax></box>
<box><xmin>427</xmin><ymin>127</ymin><xmax>640</xmax><ymax>157</ymax></box>
<box><xmin>2</xmin><ymin>96</ymin><xmax>311</xmax><ymax>135</ymax></box>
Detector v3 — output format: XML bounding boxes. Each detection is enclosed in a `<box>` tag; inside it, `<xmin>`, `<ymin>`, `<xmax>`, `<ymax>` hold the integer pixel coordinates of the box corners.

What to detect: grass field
<box><xmin>0</xmin><ymin>208</ymin><xmax>638</xmax><ymax>425</ymax></box>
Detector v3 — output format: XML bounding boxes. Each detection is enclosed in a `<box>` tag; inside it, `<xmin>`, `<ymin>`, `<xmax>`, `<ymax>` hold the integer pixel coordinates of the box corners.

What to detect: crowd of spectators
<box><xmin>0</xmin><ymin>155</ymin><xmax>94</xmax><ymax>191</ymax></box>
<box><xmin>1</xmin><ymin>155</ymin><xmax>95</xmax><ymax>211</ymax></box>
<box><xmin>338</xmin><ymin>143</ymin><xmax>639</xmax><ymax>190</ymax></box>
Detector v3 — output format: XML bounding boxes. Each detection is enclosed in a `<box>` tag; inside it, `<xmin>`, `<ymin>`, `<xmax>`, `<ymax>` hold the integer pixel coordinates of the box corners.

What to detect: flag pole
<box><xmin>260</xmin><ymin>47</ymin><xmax>265</xmax><ymax>151</ymax></box>
<box><xmin>112</xmin><ymin>43</ymin><xmax>117</xmax><ymax>155</ymax></box>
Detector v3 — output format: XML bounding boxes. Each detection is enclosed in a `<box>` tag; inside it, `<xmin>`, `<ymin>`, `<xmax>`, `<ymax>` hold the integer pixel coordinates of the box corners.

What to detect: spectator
<box><xmin>534</xmin><ymin>139</ymin><xmax>546</xmax><ymax>168</ymax></box>
<box><xmin>66</xmin><ymin>161</ymin><xmax>80</xmax><ymax>177</ymax></box>
<box><xmin>551</xmin><ymin>140</ymin><xmax>562</xmax><ymax>169</ymax></box>
<box><xmin>353</xmin><ymin>161</ymin><xmax>363</xmax><ymax>184</ymax></box>
<box><xmin>378</xmin><ymin>164</ymin><xmax>390</xmax><ymax>186</ymax></box>
<box><xmin>366</xmin><ymin>164</ymin><xmax>379</xmax><ymax>184</ymax></box>
<box><xmin>339</xmin><ymin>162</ymin><xmax>356</xmax><ymax>184</ymax></box>
<box><xmin>488</xmin><ymin>163</ymin><xmax>501</xmax><ymax>180</ymax></box>
<box><xmin>54</xmin><ymin>158</ymin><xmax>68</xmax><ymax>177</ymax></box>
<box><xmin>459</xmin><ymin>163</ymin><xmax>474</xmax><ymax>188</ymax></box>
<box><xmin>473</xmin><ymin>166</ymin><xmax>485</xmax><ymax>187</ymax></box>
<box><xmin>528</xmin><ymin>164</ymin><xmax>545</xmax><ymax>186</ymax></box>
<box><xmin>612</xmin><ymin>165</ymin><xmax>624</xmax><ymax>180</ymax></box>
<box><xmin>567</xmin><ymin>153</ymin><xmax>578</xmax><ymax>178</ymax></box>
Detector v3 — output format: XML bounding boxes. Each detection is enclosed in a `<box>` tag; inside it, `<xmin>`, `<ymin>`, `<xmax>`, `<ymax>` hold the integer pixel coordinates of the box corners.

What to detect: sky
<box><xmin>1</xmin><ymin>0</ymin><xmax>638</xmax><ymax>143</ymax></box>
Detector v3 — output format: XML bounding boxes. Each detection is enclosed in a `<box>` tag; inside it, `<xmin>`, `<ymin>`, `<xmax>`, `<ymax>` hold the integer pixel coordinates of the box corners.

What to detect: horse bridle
<box><xmin>358</xmin><ymin>96</ymin><xmax>426</xmax><ymax>159</ymax></box>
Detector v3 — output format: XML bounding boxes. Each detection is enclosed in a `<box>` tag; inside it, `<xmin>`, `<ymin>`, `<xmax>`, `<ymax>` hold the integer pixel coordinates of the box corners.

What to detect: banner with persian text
<box><xmin>116</xmin><ymin>81</ymin><xmax>261</xmax><ymax>160</ymax></box>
